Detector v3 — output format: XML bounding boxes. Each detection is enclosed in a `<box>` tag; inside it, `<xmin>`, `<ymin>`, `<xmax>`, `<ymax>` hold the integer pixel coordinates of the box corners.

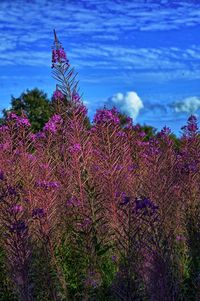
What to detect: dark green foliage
<box><xmin>184</xmin><ymin>205</ymin><xmax>200</xmax><ymax>301</ymax></box>
<box><xmin>118</xmin><ymin>112</ymin><xmax>130</xmax><ymax>128</ymax></box>
<box><xmin>169</xmin><ymin>133</ymin><xmax>181</xmax><ymax>150</ymax></box>
<box><xmin>140</xmin><ymin>124</ymin><xmax>157</xmax><ymax>140</ymax></box>
<box><xmin>0</xmin><ymin>246</ymin><xmax>17</xmax><ymax>301</ymax></box>
<box><xmin>2</xmin><ymin>88</ymin><xmax>54</xmax><ymax>132</ymax></box>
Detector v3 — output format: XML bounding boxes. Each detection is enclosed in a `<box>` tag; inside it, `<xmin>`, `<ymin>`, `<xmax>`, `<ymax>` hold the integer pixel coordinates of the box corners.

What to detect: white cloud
<box><xmin>171</xmin><ymin>96</ymin><xmax>200</xmax><ymax>114</ymax></box>
<box><xmin>106</xmin><ymin>91</ymin><xmax>144</xmax><ymax>120</ymax></box>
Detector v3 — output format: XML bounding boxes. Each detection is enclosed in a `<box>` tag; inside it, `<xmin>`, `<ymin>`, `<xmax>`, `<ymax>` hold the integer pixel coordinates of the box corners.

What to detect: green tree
<box><xmin>140</xmin><ymin>124</ymin><xmax>157</xmax><ymax>140</ymax></box>
<box><xmin>2</xmin><ymin>88</ymin><xmax>54</xmax><ymax>132</ymax></box>
<box><xmin>1</xmin><ymin>88</ymin><xmax>92</xmax><ymax>133</ymax></box>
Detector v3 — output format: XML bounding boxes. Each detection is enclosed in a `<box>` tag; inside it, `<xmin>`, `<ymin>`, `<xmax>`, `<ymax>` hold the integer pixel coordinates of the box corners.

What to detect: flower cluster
<box><xmin>9</xmin><ymin>204</ymin><xmax>23</xmax><ymax>214</ymax></box>
<box><xmin>0</xmin><ymin>125</ymin><xmax>9</xmax><ymax>132</ymax></box>
<box><xmin>30</xmin><ymin>132</ymin><xmax>47</xmax><ymax>141</ymax></box>
<box><xmin>72</xmin><ymin>91</ymin><xmax>81</xmax><ymax>102</ymax></box>
<box><xmin>52</xmin><ymin>89</ymin><xmax>65</xmax><ymax>102</ymax></box>
<box><xmin>0</xmin><ymin>142</ymin><xmax>9</xmax><ymax>151</ymax></box>
<box><xmin>51</xmin><ymin>32</ymin><xmax>70</xmax><ymax>68</ymax></box>
<box><xmin>71</xmin><ymin>92</ymin><xmax>88</xmax><ymax>115</ymax></box>
<box><xmin>157</xmin><ymin>126</ymin><xmax>171</xmax><ymax>138</ymax></box>
<box><xmin>35</xmin><ymin>180</ymin><xmax>59</xmax><ymax>190</ymax></box>
<box><xmin>117</xmin><ymin>130</ymin><xmax>126</xmax><ymax>137</ymax></box>
<box><xmin>182</xmin><ymin>161</ymin><xmax>198</xmax><ymax>175</ymax></box>
<box><xmin>7</xmin><ymin>112</ymin><xmax>31</xmax><ymax>127</ymax></box>
<box><xmin>127</xmin><ymin>164</ymin><xmax>139</xmax><ymax>172</ymax></box>
<box><xmin>135</xmin><ymin>196</ymin><xmax>158</xmax><ymax>216</ymax></box>
<box><xmin>32</xmin><ymin>208</ymin><xmax>46</xmax><ymax>219</ymax></box>
<box><xmin>43</xmin><ymin>114</ymin><xmax>63</xmax><ymax>134</ymax></box>
<box><xmin>120</xmin><ymin>192</ymin><xmax>131</xmax><ymax>206</ymax></box>
<box><xmin>68</xmin><ymin>143</ymin><xmax>81</xmax><ymax>154</ymax></box>
<box><xmin>77</xmin><ymin>217</ymin><xmax>91</xmax><ymax>230</ymax></box>
<box><xmin>93</xmin><ymin>107</ymin><xmax>120</xmax><ymax>125</ymax></box>
<box><xmin>181</xmin><ymin>115</ymin><xmax>199</xmax><ymax>137</ymax></box>
<box><xmin>52</xmin><ymin>48</ymin><xmax>69</xmax><ymax>68</ymax></box>
<box><xmin>0</xmin><ymin>170</ymin><xmax>4</xmax><ymax>181</ymax></box>
<box><xmin>66</xmin><ymin>196</ymin><xmax>81</xmax><ymax>207</ymax></box>
<box><xmin>124</xmin><ymin>116</ymin><xmax>133</xmax><ymax>129</ymax></box>
<box><xmin>9</xmin><ymin>220</ymin><xmax>28</xmax><ymax>234</ymax></box>
<box><xmin>7</xmin><ymin>186</ymin><xmax>17</xmax><ymax>196</ymax></box>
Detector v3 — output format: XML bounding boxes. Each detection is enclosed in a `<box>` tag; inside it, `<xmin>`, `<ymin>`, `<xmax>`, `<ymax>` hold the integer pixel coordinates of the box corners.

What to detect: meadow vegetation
<box><xmin>0</xmin><ymin>30</ymin><xmax>199</xmax><ymax>301</ymax></box>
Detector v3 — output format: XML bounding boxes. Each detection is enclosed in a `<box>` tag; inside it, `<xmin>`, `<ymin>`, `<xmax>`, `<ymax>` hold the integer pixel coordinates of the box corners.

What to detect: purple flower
<box><xmin>66</xmin><ymin>196</ymin><xmax>81</xmax><ymax>207</ymax></box>
<box><xmin>35</xmin><ymin>180</ymin><xmax>59</xmax><ymax>190</ymax></box>
<box><xmin>18</xmin><ymin>117</ymin><xmax>31</xmax><ymax>127</ymax></box>
<box><xmin>10</xmin><ymin>205</ymin><xmax>23</xmax><ymax>213</ymax></box>
<box><xmin>128</xmin><ymin>164</ymin><xmax>138</xmax><ymax>171</ymax></box>
<box><xmin>72</xmin><ymin>91</ymin><xmax>81</xmax><ymax>102</ymax></box>
<box><xmin>68</xmin><ymin>143</ymin><xmax>81</xmax><ymax>153</ymax></box>
<box><xmin>35</xmin><ymin>132</ymin><xmax>46</xmax><ymax>139</ymax></box>
<box><xmin>93</xmin><ymin>107</ymin><xmax>120</xmax><ymax>125</ymax></box>
<box><xmin>27</xmin><ymin>153</ymin><xmax>36</xmax><ymax>161</ymax></box>
<box><xmin>7</xmin><ymin>113</ymin><xmax>31</xmax><ymax>127</ymax></box>
<box><xmin>32</xmin><ymin>208</ymin><xmax>46</xmax><ymax>219</ymax></box>
<box><xmin>43</xmin><ymin>123</ymin><xmax>57</xmax><ymax>133</ymax></box>
<box><xmin>76</xmin><ymin>104</ymin><xmax>88</xmax><ymax>116</ymax></box>
<box><xmin>0</xmin><ymin>125</ymin><xmax>9</xmax><ymax>132</ymax></box>
<box><xmin>182</xmin><ymin>115</ymin><xmax>198</xmax><ymax>137</ymax></box>
<box><xmin>43</xmin><ymin>114</ymin><xmax>63</xmax><ymax>134</ymax></box>
<box><xmin>135</xmin><ymin>196</ymin><xmax>158</xmax><ymax>215</ymax></box>
<box><xmin>7</xmin><ymin>186</ymin><xmax>17</xmax><ymax>196</ymax></box>
<box><xmin>30</xmin><ymin>133</ymin><xmax>36</xmax><ymax>141</ymax></box>
<box><xmin>0</xmin><ymin>142</ymin><xmax>9</xmax><ymax>150</ymax></box>
<box><xmin>52</xmin><ymin>89</ymin><xmax>65</xmax><ymax>101</ymax></box>
<box><xmin>111</xmin><ymin>255</ymin><xmax>117</xmax><ymax>262</ymax></box>
<box><xmin>115</xmin><ymin>164</ymin><xmax>123</xmax><ymax>171</ymax></box>
<box><xmin>117</xmin><ymin>131</ymin><xmax>126</xmax><ymax>137</ymax></box>
<box><xmin>24</xmin><ymin>198</ymin><xmax>30</xmax><ymax>203</ymax></box>
<box><xmin>176</xmin><ymin>235</ymin><xmax>186</xmax><ymax>242</ymax></box>
<box><xmin>9</xmin><ymin>220</ymin><xmax>28</xmax><ymax>234</ymax></box>
<box><xmin>77</xmin><ymin>218</ymin><xmax>91</xmax><ymax>229</ymax></box>
<box><xmin>0</xmin><ymin>170</ymin><xmax>4</xmax><ymax>181</ymax></box>
<box><xmin>120</xmin><ymin>193</ymin><xmax>130</xmax><ymax>206</ymax></box>
<box><xmin>126</xmin><ymin>117</ymin><xmax>133</xmax><ymax>125</ymax></box>
<box><xmin>90</xmin><ymin>127</ymin><xmax>97</xmax><ymax>133</ymax></box>
<box><xmin>182</xmin><ymin>161</ymin><xmax>198</xmax><ymax>174</ymax></box>
<box><xmin>115</xmin><ymin>191</ymin><xmax>121</xmax><ymax>198</ymax></box>
<box><xmin>51</xmin><ymin>33</ymin><xmax>70</xmax><ymax>68</ymax></box>
<box><xmin>133</xmin><ymin>124</ymin><xmax>141</xmax><ymax>131</ymax></box>
<box><xmin>49</xmin><ymin>181</ymin><xmax>60</xmax><ymax>188</ymax></box>
<box><xmin>139</xmin><ymin>131</ymin><xmax>146</xmax><ymax>138</ymax></box>
<box><xmin>7</xmin><ymin>112</ymin><xmax>18</xmax><ymax>120</ymax></box>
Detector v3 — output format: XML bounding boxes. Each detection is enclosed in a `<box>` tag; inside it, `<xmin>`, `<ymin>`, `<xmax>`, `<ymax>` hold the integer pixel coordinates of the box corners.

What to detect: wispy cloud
<box><xmin>170</xmin><ymin>96</ymin><xmax>200</xmax><ymax>114</ymax></box>
<box><xmin>0</xmin><ymin>0</ymin><xmax>199</xmax><ymax>82</ymax></box>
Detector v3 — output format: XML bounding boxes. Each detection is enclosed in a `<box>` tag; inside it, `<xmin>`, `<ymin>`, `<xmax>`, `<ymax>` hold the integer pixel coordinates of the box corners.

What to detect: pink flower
<box><xmin>10</xmin><ymin>205</ymin><xmax>23</xmax><ymax>213</ymax></box>
<box><xmin>7</xmin><ymin>113</ymin><xmax>31</xmax><ymax>127</ymax></box>
<box><xmin>176</xmin><ymin>235</ymin><xmax>186</xmax><ymax>242</ymax></box>
<box><xmin>51</xmin><ymin>32</ymin><xmax>70</xmax><ymax>68</ymax></box>
<box><xmin>68</xmin><ymin>143</ymin><xmax>81</xmax><ymax>153</ymax></box>
<box><xmin>52</xmin><ymin>89</ymin><xmax>65</xmax><ymax>101</ymax></box>
<box><xmin>43</xmin><ymin>114</ymin><xmax>63</xmax><ymax>134</ymax></box>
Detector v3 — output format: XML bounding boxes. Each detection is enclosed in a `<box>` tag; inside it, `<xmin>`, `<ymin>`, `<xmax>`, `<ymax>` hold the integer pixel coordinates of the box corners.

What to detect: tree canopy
<box><xmin>1</xmin><ymin>88</ymin><xmax>54</xmax><ymax>132</ymax></box>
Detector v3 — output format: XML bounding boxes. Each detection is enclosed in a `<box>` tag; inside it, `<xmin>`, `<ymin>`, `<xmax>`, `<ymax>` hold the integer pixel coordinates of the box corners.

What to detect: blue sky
<box><xmin>0</xmin><ymin>0</ymin><xmax>200</xmax><ymax>136</ymax></box>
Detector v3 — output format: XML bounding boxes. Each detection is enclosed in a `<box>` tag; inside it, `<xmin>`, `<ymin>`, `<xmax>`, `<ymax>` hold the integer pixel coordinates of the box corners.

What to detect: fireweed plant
<box><xmin>0</xmin><ymin>29</ymin><xmax>200</xmax><ymax>301</ymax></box>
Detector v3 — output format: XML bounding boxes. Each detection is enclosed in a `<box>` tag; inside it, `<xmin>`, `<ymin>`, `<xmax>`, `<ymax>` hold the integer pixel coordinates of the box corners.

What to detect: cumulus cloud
<box><xmin>171</xmin><ymin>96</ymin><xmax>200</xmax><ymax>114</ymax></box>
<box><xmin>106</xmin><ymin>91</ymin><xmax>144</xmax><ymax>120</ymax></box>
